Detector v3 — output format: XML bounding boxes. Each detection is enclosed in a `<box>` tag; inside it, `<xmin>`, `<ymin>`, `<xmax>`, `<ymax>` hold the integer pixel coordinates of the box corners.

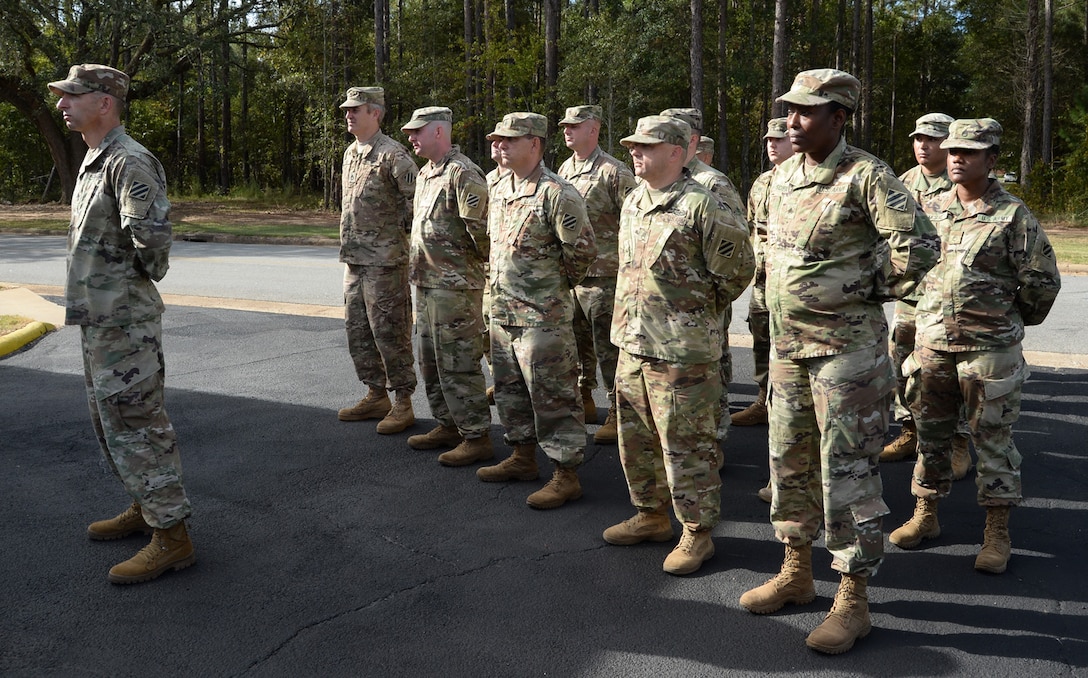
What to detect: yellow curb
<box><xmin>0</xmin><ymin>321</ymin><xmax>56</xmax><ymax>357</ymax></box>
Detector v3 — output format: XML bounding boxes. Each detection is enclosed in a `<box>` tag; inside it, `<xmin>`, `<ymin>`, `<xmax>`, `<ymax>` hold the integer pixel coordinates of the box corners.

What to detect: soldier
<box><xmin>735</xmin><ymin>118</ymin><xmax>794</xmax><ymax>505</ymax></box>
<box><xmin>890</xmin><ymin>119</ymin><xmax>1060</xmax><ymax>573</ymax></box>
<box><xmin>659</xmin><ymin>107</ymin><xmax>749</xmax><ymax>441</ymax></box>
<box><xmin>602</xmin><ymin>115</ymin><xmax>753</xmax><ymax>575</ymax></box>
<box><xmin>336</xmin><ymin>87</ymin><xmax>419</xmax><ymax>434</ymax></box>
<box><xmin>738</xmin><ymin>69</ymin><xmax>939</xmax><ymax>654</ymax></box>
<box><xmin>477</xmin><ymin>112</ymin><xmax>598</xmax><ymax>510</ymax></box>
<box><xmin>558</xmin><ymin>104</ymin><xmax>637</xmax><ymax>443</ymax></box>
<box><xmin>400</xmin><ymin>107</ymin><xmax>493</xmax><ymax>466</ymax></box>
<box><xmin>883</xmin><ymin>112</ymin><xmax>972</xmax><ymax>480</ymax></box>
<box><xmin>697</xmin><ymin>136</ymin><xmax>714</xmax><ymax>165</ymax></box>
<box><xmin>50</xmin><ymin>64</ymin><xmax>195</xmax><ymax>584</ymax></box>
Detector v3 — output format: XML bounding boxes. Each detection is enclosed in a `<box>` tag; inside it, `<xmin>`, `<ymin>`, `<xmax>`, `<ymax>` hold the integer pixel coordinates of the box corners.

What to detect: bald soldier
<box><xmin>738</xmin><ymin>69</ymin><xmax>939</xmax><ymax>654</ymax></box>
<box><xmin>558</xmin><ymin>104</ymin><xmax>637</xmax><ymax>443</ymax></box>
<box><xmin>401</xmin><ymin>107</ymin><xmax>493</xmax><ymax>466</ymax></box>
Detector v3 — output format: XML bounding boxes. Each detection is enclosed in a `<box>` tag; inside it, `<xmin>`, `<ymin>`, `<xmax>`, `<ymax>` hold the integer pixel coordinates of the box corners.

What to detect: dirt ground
<box><xmin>0</xmin><ymin>201</ymin><xmax>338</xmax><ymax>227</ymax></box>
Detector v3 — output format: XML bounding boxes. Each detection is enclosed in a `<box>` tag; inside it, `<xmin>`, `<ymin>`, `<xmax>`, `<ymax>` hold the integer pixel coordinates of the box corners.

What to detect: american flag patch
<box><xmin>886</xmin><ymin>189</ymin><xmax>908</xmax><ymax>212</ymax></box>
<box><xmin>466</xmin><ymin>192</ymin><xmax>481</xmax><ymax>208</ymax></box>
<box><xmin>717</xmin><ymin>240</ymin><xmax>736</xmax><ymax>258</ymax></box>
<box><xmin>562</xmin><ymin>213</ymin><xmax>578</xmax><ymax>230</ymax></box>
<box><xmin>129</xmin><ymin>181</ymin><xmax>150</xmax><ymax>201</ymax></box>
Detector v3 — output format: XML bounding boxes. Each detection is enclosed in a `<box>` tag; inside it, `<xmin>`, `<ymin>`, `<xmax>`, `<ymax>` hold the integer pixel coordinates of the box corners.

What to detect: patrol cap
<box><xmin>620</xmin><ymin>115</ymin><xmax>691</xmax><ymax>148</ymax></box>
<box><xmin>559</xmin><ymin>105</ymin><xmax>602</xmax><ymax>125</ymax></box>
<box><xmin>340</xmin><ymin>86</ymin><xmax>384</xmax><ymax>109</ymax></box>
<box><xmin>486</xmin><ymin>112</ymin><xmax>548</xmax><ymax>139</ymax></box>
<box><xmin>48</xmin><ymin>64</ymin><xmax>129</xmax><ymax>101</ymax></box>
<box><xmin>697</xmin><ymin>136</ymin><xmax>714</xmax><ymax>154</ymax></box>
<box><xmin>776</xmin><ymin>69</ymin><xmax>860</xmax><ymax>111</ymax></box>
<box><xmin>763</xmin><ymin>117</ymin><xmax>788</xmax><ymax>139</ymax></box>
<box><xmin>660</xmin><ymin>108</ymin><xmax>702</xmax><ymax>134</ymax></box>
<box><xmin>401</xmin><ymin>106</ymin><xmax>453</xmax><ymax>131</ymax></box>
<box><xmin>940</xmin><ymin>118</ymin><xmax>1003</xmax><ymax>150</ymax></box>
<box><xmin>910</xmin><ymin>113</ymin><xmax>954</xmax><ymax>139</ymax></box>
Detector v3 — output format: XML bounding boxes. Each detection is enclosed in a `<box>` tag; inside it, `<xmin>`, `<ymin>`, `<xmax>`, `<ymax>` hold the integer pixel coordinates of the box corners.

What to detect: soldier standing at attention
<box><xmin>602</xmin><ymin>116</ymin><xmax>753</xmax><ymax>575</ymax></box>
<box><xmin>336</xmin><ymin>87</ymin><xmax>419</xmax><ymax>434</ymax></box>
<box><xmin>557</xmin><ymin>104</ymin><xmax>637</xmax><ymax>443</ymax></box>
<box><xmin>890</xmin><ymin>119</ymin><xmax>1060</xmax><ymax>572</ymax></box>
<box><xmin>883</xmin><ymin>112</ymin><xmax>973</xmax><ymax>480</ymax></box>
<box><xmin>50</xmin><ymin>64</ymin><xmax>195</xmax><ymax>584</ymax></box>
<box><xmin>477</xmin><ymin>112</ymin><xmax>598</xmax><ymax>510</ymax></box>
<box><xmin>738</xmin><ymin>69</ymin><xmax>939</xmax><ymax>654</ymax></box>
<box><xmin>400</xmin><ymin>107</ymin><xmax>493</xmax><ymax>466</ymax></box>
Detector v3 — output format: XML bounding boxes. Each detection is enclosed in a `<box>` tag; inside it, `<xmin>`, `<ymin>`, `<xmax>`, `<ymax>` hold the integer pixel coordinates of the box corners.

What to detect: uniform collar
<box><xmin>783</xmin><ymin>137</ymin><xmax>847</xmax><ymax>187</ymax></box>
<box><xmin>422</xmin><ymin>145</ymin><xmax>461</xmax><ymax>178</ymax></box>
<box><xmin>81</xmin><ymin>125</ymin><xmax>125</xmax><ymax>171</ymax></box>
<box><xmin>503</xmin><ymin>163</ymin><xmax>545</xmax><ymax>200</ymax></box>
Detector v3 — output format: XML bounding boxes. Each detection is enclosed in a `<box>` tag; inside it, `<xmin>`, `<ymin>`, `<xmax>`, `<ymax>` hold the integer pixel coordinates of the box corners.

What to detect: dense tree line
<box><xmin>1</xmin><ymin>0</ymin><xmax>1087</xmax><ymax>220</ymax></box>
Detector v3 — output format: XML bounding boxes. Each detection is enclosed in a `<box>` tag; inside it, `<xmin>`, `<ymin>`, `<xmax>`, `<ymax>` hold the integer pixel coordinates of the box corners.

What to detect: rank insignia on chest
<box><xmin>129</xmin><ymin>181</ymin><xmax>150</xmax><ymax>201</ymax></box>
<box><xmin>885</xmin><ymin>189</ymin><xmax>908</xmax><ymax>212</ymax></box>
<box><xmin>561</xmin><ymin>212</ymin><xmax>578</xmax><ymax>231</ymax></box>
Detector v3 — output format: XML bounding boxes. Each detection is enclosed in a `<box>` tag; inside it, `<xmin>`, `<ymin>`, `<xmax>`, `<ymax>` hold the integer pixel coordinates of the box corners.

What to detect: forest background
<box><xmin>1</xmin><ymin>0</ymin><xmax>1086</xmax><ymax>224</ymax></box>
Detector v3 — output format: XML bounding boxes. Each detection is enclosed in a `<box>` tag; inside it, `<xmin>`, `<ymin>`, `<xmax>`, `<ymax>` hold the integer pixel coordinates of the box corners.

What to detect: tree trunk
<box><xmin>691</xmin><ymin>0</ymin><xmax>704</xmax><ymax>112</ymax></box>
<box><xmin>860</xmin><ymin>0</ymin><xmax>872</xmax><ymax>150</ymax></box>
<box><xmin>771</xmin><ymin>0</ymin><xmax>789</xmax><ymax>116</ymax></box>
<box><xmin>1021</xmin><ymin>0</ymin><xmax>1038</xmax><ymax>185</ymax></box>
<box><xmin>219</xmin><ymin>0</ymin><xmax>232</xmax><ymax>195</ymax></box>
<box><xmin>715</xmin><ymin>0</ymin><xmax>729</xmax><ymax>171</ymax></box>
<box><xmin>1042</xmin><ymin>0</ymin><xmax>1053</xmax><ymax>166</ymax></box>
<box><xmin>544</xmin><ymin>0</ymin><xmax>560</xmax><ymax>158</ymax></box>
<box><xmin>375</xmin><ymin>0</ymin><xmax>387</xmax><ymax>82</ymax></box>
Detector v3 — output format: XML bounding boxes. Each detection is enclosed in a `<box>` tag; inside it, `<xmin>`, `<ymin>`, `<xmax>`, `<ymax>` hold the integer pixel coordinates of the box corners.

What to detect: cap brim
<box><xmin>48</xmin><ymin>80</ymin><xmax>92</xmax><ymax>96</ymax></box>
<box><xmin>486</xmin><ymin>130</ymin><xmax>530</xmax><ymax>140</ymax></box>
<box><xmin>940</xmin><ymin>139</ymin><xmax>990</xmax><ymax>150</ymax></box>
<box><xmin>559</xmin><ymin>117</ymin><xmax>589</xmax><ymax>125</ymax></box>
<box><xmin>910</xmin><ymin>126</ymin><xmax>948</xmax><ymax>139</ymax></box>
<box><xmin>401</xmin><ymin>120</ymin><xmax>430</xmax><ymax>131</ymax></box>
<box><xmin>776</xmin><ymin>91</ymin><xmax>831</xmax><ymax>107</ymax></box>
<box><xmin>620</xmin><ymin>133</ymin><xmax>667</xmax><ymax>147</ymax></box>
<box><xmin>763</xmin><ymin>132</ymin><xmax>788</xmax><ymax>139</ymax></box>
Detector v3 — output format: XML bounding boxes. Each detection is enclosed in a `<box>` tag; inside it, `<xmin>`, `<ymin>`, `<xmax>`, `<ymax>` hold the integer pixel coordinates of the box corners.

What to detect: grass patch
<box><xmin>1048</xmin><ymin>228</ymin><xmax>1088</xmax><ymax>266</ymax></box>
<box><xmin>0</xmin><ymin>219</ymin><xmax>67</xmax><ymax>233</ymax></box>
<box><xmin>173</xmin><ymin>220</ymin><xmax>338</xmax><ymax>239</ymax></box>
<box><xmin>0</xmin><ymin>315</ymin><xmax>35</xmax><ymax>337</ymax></box>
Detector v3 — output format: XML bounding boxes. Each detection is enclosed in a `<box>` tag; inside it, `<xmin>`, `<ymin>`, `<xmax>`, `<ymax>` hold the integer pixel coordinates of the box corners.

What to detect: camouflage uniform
<box><xmin>409</xmin><ymin>140</ymin><xmax>491</xmax><ymax>439</ymax></box>
<box><xmin>612</xmin><ymin>117</ymin><xmax>755</xmax><ymax>530</ymax></box>
<box><xmin>65</xmin><ymin>124</ymin><xmax>191</xmax><ymax>530</ymax></box>
<box><xmin>765</xmin><ymin>136</ymin><xmax>939</xmax><ymax>575</ymax></box>
<box><xmin>558</xmin><ymin>143</ymin><xmax>636</xmax><ymax>401</ymax></box>
<box><xmin>340</xmin><ymin>123</ymin><xmax>418</xmax><ymax>396</ymax></box>
<box><xmin>907</xmin><ymin>139</ymin><xmax>1060</xmax><ymax>505</ymax></box>
<box><xmin>489</xmin><ymin>150</ymin><xmax>597</xmax><ymax>466</ymax></box>
<box><xmin>746</xmin><ymin>168</ymin><xmax>774</xmax><ymax>397</ymax></box>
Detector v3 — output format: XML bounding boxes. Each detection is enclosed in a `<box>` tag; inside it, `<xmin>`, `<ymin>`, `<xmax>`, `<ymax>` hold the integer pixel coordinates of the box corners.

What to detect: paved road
<box><xmin>2</xmin><ymin>236</ymin><xmax>1087</xmax><ymax>676</ymax></box>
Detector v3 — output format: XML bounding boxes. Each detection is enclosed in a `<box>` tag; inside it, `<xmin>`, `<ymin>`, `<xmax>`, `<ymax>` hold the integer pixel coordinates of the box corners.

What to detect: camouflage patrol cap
<box><xmin>48</xmin><ymin>64</ymin><xmax>129</xmax><ymax>101</ymax></box>
<box><xmin>401</xmin><ymin>106</ymin><xmax>453</xmax><ymax>130</ymax></box>
<box><xmin>559</xmin><ymin>105</ymin><xmax>602</xmax><ymax>125</ymax></box>
<box><xmin>697</xmin><ymin>136</ymin><xmax>714</xmax><ymax>154</ymax></box>
<box><xmin>486</xmin><ymin>112</ymin><xmax>548</xmax><ymax>139</ymax></box>
<box><xmin>763</xmin><ymin>117</ymin><xmax>789</xmax><ymax>139</ymax></box>
<box><xmin>660</xmin><ymin>108</ymin><xmax>703</xmax><ymax>134</ymax></box>
<box><xmin>777</xmin><ymin>69</ymin><xmax>860</xmax><ymax>110</ymax></box>
<box><xmin>340</xmin><ymin>86</ymin><xmax>384</xmax><ymax>109</ymax></box>
<box><xmin>940</xmin><ymin>118</ymin><xmax>1002</xmax><ymax>150</ymax></box>
<box><xmin>620</xmin><ymin>115</ymin><xmax>691</xmax><ymax>148</ymax></box>
<box><xmin>910</xmin><ymin>113</ymin><xmax>954</xmax><ymax>139</ymax></box>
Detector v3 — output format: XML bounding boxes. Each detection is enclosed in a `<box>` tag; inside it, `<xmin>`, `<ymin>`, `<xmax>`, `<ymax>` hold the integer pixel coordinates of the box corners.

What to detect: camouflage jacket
<box><xmin>65</xmin><ymin>126</ymin><xmax>171</xmax><ymax>327</ymax></box>
<box><xmin>765</xmin><ymin>138</ymin><xmax>940</xmax><ymax>359</ymax></box>
<box><xmin>558</xmin><ymin>147</ymin><xmax>637</xmax><ymax>278</ymax></box>
<box><xmin>915</xmin><ymin>180</ymin><xmax>1060</xmax><ymax>351</ymax></box>
<box><xmin>489</xmin><ymin>164</ymin><xmax>596</xmax><ymax>326</ymax></box>
<box><xmin>611</xmin><ymin>173</ymin><xmax>754</xmax><ymax>364</ymax></box>
<box><xmin>409</xmin><ymin>146</ymin><xmax>489</xmax><ymax>289</ymax></box>
<box><xmin>896</xmin><ymin>165</ymin><xmax>953</xmax><ymax>305</ymax></box>
<box><xmin>746</xmin><ymin>168</ymin><xmax>774</xmax><ymax>288</ymax></box>
<box><xmin>339</xmin><ymin>131</ymin><xmax>417</xmax><ymax>266</ymax></box>
<box><xmin>686</xmin><ymin>157</ymin><xmax>748</xmax><ymax>228</ymax></box>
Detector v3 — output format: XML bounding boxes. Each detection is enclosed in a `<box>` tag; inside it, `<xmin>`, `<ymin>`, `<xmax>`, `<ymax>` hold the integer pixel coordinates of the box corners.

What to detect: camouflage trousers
<box><xmin>344</xmin><ymin>263</ymin><xmax>416</xmax><ymax>394</ymax></box>
<box><xmin>415</xmin><ymin>287</ymin><xmax>491</xmax><ymax>438</ymax></box>
<box><xmin>892</xmin><ymin>300</ymin><xmax>971</xmax><ymax>435</ymax></box>
<box><xmin>768</xmin><ymin>343</ymin><xmax>892</xmax><ymax>576</ymax></box>
<box><xmin>573</xmin><ymin>276</ymin><xmax>619</xmax><ymax>398</ymax></box>
<box><xmin>747</xmin><ymin>279</ymin><xmax>770</xmax><ymax>394</ymax></box>
<box><xmin>906</xmin><ymin>343</ymin><xmax>1027</xmax><ymax>506</ymax></box>
<box><xmin>81</xmin><ymin>321</ymin><xmax>191</xmax><ymax>529</ymax></box>
<box><xmin>615</xmin><ymin>350</ymin><xmax>722</xmax><ymax>531</ymax></box>
<box><xmin>490</xmin><ymin>322</ymin><xmax>585</xmax><ymax>467</ymax></box>
<box><xmin>717</xmin><ymin>304</ymin><xmax>734</xmax><ymax>441</ymax></box>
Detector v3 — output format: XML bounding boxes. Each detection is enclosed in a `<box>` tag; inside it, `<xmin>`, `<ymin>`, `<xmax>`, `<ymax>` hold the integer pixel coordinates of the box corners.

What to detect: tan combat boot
<box><xmin>757</xmin><ymin>481</ymin><xmax>773</xmax><ymax>504</ymax></box>
<box><xmin>739</xmin><ymin>543</ymin><xmax>817</xmax><ymax>613</ymax></box>
<box><xmin>593</xmin><ymin>403</ymin><xmax>618</xmax><ymax>444</ymax></box>
<box><xmin>438</xmin><ymin>436</ymin><xmax>494</xmax><ymax>467</ymax></box>
<box><xmin>975</xmin><ymin>506</ymin><xmax>1012</xmax><ymax>574</ymax></box>
<box><xmin>880</xmin><ymin>420</ymin><xmax>917</xmax><ymax>462</ymax></box>
<box><xmin>108</xmin><ymin>521</ymin><xmax>196</xmax><ymax>584</ymax></box>
<box><xmin>338</xmin><ymin>390</ymin><xmax>391</xmax><ymax>422</ymax></box>
<box><xmin>476</xmin><ymin>443</ymin><xmax>539</xmax><ymax>482</ymax></box>
<box><xmin>87</xmin><ymin>501</ymin><xmax>152</xmax><ymax>541</ymax></box>
<box><xmin>376</xmin><ymin>394</ymin><xmax>415</xmax><ymax>434</ymax></box>
<box><xmin>603</xmin><ymin>510</ymin><xmax>674</xmax><ymax>545</ymax></box>
<box><xmin>805</xmin><ymin>573</ymin><xmax>871</xmax><ymax>654</ymax></box>
<box><xmin>663</xmin><ymin>528</ymin><xmax>715</xmax><ymax>575</ymax></box>
<box><xmin>731</xmin><ymin>390</ymin><xmax>768</xmax><ymax>426</ymax></box>
<box><xmin>581</xmin><ymin>387</ymin><xmax>598</xmax><ymax>423</ymax></box>
<box><xmin>889</xmin><ymin>496</ymin><xmax>941</xmax><ymax>549</ymax></box>
<box><xmin>526</xmin><ymin>463</ymin><xmax>583</xmax><ymax>509</ymax></box>
<box><xmin>951</xmin><ymin>434</ymin><xmax>973</xmax><ymax>480</ymax></box>
<box><xmin>408</xmin><ymin>424</ymin><xmax>462</xmax><ymax>450</ymax></box>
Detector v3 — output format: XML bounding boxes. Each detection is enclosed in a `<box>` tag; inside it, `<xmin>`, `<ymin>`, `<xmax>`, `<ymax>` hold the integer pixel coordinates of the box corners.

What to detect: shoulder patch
<box><xmin>885</xmin><ymin>189</ymin><xmax>908</xmax><ymax>212</ymax></box>
<box><xmin>466</xmin><ymin>192</ymin><xmax>481</xmax><ymax>208</ymax></box>
<box><xmin>129</xmin><ymin>181</ymin><xmax>151</xmax><ymax>202</ymax></box>
<box><xmin>717</xmin><ymin>239</ymin><xmax>737</xmax><ymax>259</ymax></box>
<box><xmin>562</xmin><ymin>212</ymin><xmax>579</xmax><ymax>231</ymax></box>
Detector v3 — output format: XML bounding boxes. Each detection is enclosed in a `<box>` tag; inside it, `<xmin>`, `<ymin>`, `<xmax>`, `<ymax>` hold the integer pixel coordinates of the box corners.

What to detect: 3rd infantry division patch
<box><xmin>129</xmin><ymin>181</ymin><xmax>150</xmax><ymax>201</ymax></box>
<box><xmin>886</xmin><ymin>189</ymin><xmax>908</xmax><ymax>212</ymax></box>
